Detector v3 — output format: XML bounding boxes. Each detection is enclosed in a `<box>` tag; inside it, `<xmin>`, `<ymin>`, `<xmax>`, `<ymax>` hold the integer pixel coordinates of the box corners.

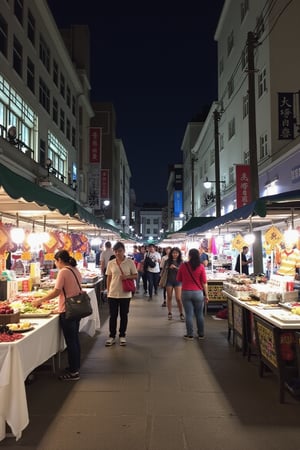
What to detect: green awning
<box><xmin>175</xmin><ymin>216</ymin><xmax>216</xmax><ymax>233</ymax></box>
<box><xmin>0</xmin><ymin>163</ymin><xmax>120</xmax><ymax>233</ymax></box>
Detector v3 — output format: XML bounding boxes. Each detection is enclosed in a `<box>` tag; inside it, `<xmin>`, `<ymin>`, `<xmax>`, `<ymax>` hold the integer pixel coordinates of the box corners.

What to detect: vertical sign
<box><xmin>89</xmin><ymin>127</ymin><xmax>101</xmax><ymax>163</ymax></box>
<box><xmin>278</xmin><ymin>92</ymin><xmax>294</xmax><ymax>140</ymax></box>
<box><xmin>100</xmin><ymin>169</ymin><xmax>109</xmax><ymax>199</ymax></box>
<box><xmin>236</xmin><ymin>164</ymin><xmax>251</xmax><ymax>208</ymax></box>
<box><xmin>173</xmin><ymin>191</ymin><xmax>183</xmax><ymax>217</ymax></box>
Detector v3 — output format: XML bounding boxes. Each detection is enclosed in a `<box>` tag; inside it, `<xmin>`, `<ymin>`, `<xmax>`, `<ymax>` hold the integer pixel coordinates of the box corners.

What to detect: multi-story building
<box><xmin>139</xmin><ymin>206</ymin><xmax>164</xmax><ymax>243</ymax></box>
<box><xmin>187</xmin><ymin>0</ymin><xmax>300</xmax><ymax>218</ymax></box>
<box><xmin>0</xmin><ymin>0</ymin><xmax>93</xmax><ymax>204</ymax></box>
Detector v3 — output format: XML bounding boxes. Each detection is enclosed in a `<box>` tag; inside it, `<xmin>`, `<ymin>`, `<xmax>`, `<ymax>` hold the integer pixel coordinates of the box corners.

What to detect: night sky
<box><xmin>47</xmin><ymin>1</ymin><xmax>225</xmax><ymax>204</ymax></box>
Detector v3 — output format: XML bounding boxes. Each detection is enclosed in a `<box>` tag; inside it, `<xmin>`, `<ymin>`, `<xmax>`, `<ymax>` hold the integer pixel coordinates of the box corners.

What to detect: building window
<box><xmin>60</xmin><ymin>109</ymin><xmax>65</xmax><ymax>133</ymax></box>
<box><xmin>26</xmin><ymin>57</ymin><xmax>34</xmax><ymax>93</ymax></box>
<box><xmin>243</xmin><ymin>94</ymin><xmax>249</xmax><ymax>118</ymax></box>
<box><xmin>146</xmin><ymin>219</ymin><xmax>150</xmax><ymax>224</ymax></box>
<box><xmin>228</xmin><ymin>117</ymin><xmax>235</xmax><ymax>140</ymax></box>
<box><xmin>0</xmin><ymin>14</ymin><xmax>8</xmax><ymax>58</ymax></box>
<box><xmin>14</xmin><ymin>0</ymin><xmax>23</xmax><ymax>25</ymax></box>
<box><xmin>258</xmin><ymin>68</ymin><xmax>267</xmax><ymax>98</ymax></box>
<box><xmin>27</xmin><ymin>9</ymin><xmax>35</xmax><ymax>45</ymax></box>
<box><xmin>48</xmin><ymin>131</ymin><xmax>67</xmax><ymax>182</ymax></box>
<box><xmin>241</xmin><ymin>46</ymin><xmax>248</xmax><ymax>69</ymax></box>
<box><xmin>13</xmin><ymin>35</ymin><xmax>22</xmax><ymax>77</ymax></box>
<box><xmin>72</xmin><ymin>126</ymin><xmax>75</xmax><ymax>146</ymax></box>
<box><xmin>39</xmin><ymin>77</ymin><xmax>50</xmax><ymax>113</ymax></box>
<box><xmin>39</xmin><ymin>34</ymin><xmax>50</xmax><ymax>72</ymax></box>
<box><xmin>52</xmin><ymin>97</ymin><xmax>58</xmax><ymax>124</ymax></box>
<box><xmin>66</xmin><ymin>86</ymin><xmax>71</xmax><ymax>107</ymax></box>
<box><xmin>220</xmin><ymin>133</ymin><xmax>224</xmax><ymax>151</ymax></box>
<box><xmin>39</xmin><ymin>138</ymin><xmax>45</xmax><ymax>167</ymax></box>
<box><xmin>146</xmin><ymin>228</ymin><xmax>150</xmax><ymax>234</ymax></box>
<box><xmin>228</xmin><ymin>76</ymin><xmax>234</xmax><ymax>99</ymax></box>
<box><xmin>241</xmin><ymin>0</ymin><xmax>249</xmax><ymax>23</ymax></box>
<box><xmin>66</xmin><ymin>119</ymin><xmax>71</xmax><ymax>140</ymax></box>
<box><xmin>60</xmin><ymin>73</ymin><xmax>65</xmax><ymax>98</ymax></box>
<box><xmin>72</xmin><ymin>95</ymin><xmax>76</xmax><ymax>115</ymax></box>
<box><xmin>259</xmin><ymin>133</ymin><xmax>268</xmax><ymax>159</ymax></box>
<box><xmin>227</xmin><ymin>30</ymin><xmax>234</xmax><ymax>56</ymax></box>
<box><xmin>229</xmin><ymin>166</ymin><xmax>234</xmax><ymax>185</ymax></box>
<box><xmin>53</xmin><ymin>60</ymin><xmax>58</xmax><ymax>86</ymax></box>
<box><xmin>219</xmin><ymin>57</ymin><xmax>224</xmax><ymax>75</ymax></box>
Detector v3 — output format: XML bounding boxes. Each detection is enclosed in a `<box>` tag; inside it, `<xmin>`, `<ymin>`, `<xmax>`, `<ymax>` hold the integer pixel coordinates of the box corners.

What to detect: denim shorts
<box><xmin>166</xmin><ymin>281</ymin><xmax>182</xmax><ymax>287</ymax></box>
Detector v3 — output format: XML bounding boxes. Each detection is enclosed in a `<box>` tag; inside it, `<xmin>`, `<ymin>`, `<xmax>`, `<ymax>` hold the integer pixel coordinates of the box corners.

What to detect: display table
<box><xmin>205</xmin><ymin>275</ymin><xmax>228</xmax><ymax>314</ymax></box>
<box><xmin>0</xmin><ymin>288</ymin><xmax>100</xmax><ymax>442</ymax></box>
<box><xmin>223</xmin><ymin>291</ymin><xmax>300</xmax><ymax>403</ymax></box>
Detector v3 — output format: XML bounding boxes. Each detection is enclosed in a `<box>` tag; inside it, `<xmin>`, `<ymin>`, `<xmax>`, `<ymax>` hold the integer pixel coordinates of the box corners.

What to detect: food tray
<box><xmin>271</xmin><ymin>311</ymin><xmax>300</xmax><ymax>322</ymax></box>
<box><xmin>20</xmin><ymin>311</ymin><xmax>51</xmax><ymax>318</ymax></box>
<box><xmin>0</xmin><ymin>311</ymin><xmax>20</xmax><ymax>324</ymax></box>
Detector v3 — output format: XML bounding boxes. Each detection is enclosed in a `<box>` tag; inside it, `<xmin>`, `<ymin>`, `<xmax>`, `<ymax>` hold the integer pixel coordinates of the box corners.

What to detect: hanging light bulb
<box><xmin>284</xmin><ymin>229</ymin><xmax>298</xmax><ymax>246</ymax></box>
<box><xmin>244</xmin><ymin>233</ymin><xmax>255</xmax><ymax>245</ymax></box>
<box><xmin>10</xmin><ymin>213</ymin><xmax>25</xmax><ymax>244</ymax></box>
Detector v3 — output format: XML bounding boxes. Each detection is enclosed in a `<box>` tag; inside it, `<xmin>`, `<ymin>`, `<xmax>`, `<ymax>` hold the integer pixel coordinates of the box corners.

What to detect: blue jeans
<box><xmin>182</xmin><ymin>290</ymin><xmax>204</xmax><ymax>337</ymax></box>
<box><xmin>147</xmin><ymin>271</ymin><xmax>160</xmax><ymax>297</ymax></box>
<box><xmin>108</xmin><ymin>297</ymin><xmax>131</xmax><ymax>337</ymax></box>
<box><xmin>59</xmin><ymin>313</ymin><xmax>81</xmax><ymax>372</ymax></box>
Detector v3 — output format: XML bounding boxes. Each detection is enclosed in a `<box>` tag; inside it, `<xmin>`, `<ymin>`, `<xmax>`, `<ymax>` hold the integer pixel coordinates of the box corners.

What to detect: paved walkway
<box><xmin>3</xmin><ymin>291</ymin><xmax>300</xmax><ymax>449</ymax></box>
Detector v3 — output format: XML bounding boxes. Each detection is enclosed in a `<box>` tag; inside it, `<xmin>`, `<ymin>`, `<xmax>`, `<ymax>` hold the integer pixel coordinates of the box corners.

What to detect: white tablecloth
<box><xmin>0</xmin><ymin>288</ymin><xmax>100</xmax><ymax>441</ymax></box>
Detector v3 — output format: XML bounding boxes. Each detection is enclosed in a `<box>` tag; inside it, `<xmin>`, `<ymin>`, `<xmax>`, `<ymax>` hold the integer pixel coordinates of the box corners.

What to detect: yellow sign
<box><xmin>231</xmin><ymin>233</ymin><xmax>247</xmax><ymax>251</ymax></box>
<box><xmin>264</xmin><ymin>226</ymin><xmax>282</xmax><ymax>249</ymax></box>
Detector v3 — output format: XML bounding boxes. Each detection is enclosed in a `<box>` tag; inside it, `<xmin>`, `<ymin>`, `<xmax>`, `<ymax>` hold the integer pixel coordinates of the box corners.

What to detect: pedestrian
<box><xmin>176</xmin><ymin>248</ymin><xmax>209</xmax><ymax>340</ymax></box>
<box><xmin>136</xmin><ymin>245</ymin><xmax>147</xmax><ymax>294</ymax></box>
<box><xmin>164</xmin><ymin>247</ymin><xmax>184</xmax><ymax>321</ymax></box>
<box><xmin>144</xmin><ymin>244</ymin><xmax>161</xmax><ymax>300</ymax></box>
<box><xmin>105</xmin><ymin>242</ymin><xmax>137</xmax><ymax>346</ymax></box>
<box><xmin>100</xmin><ymin>241</ymin><xmax>114</xmax><ymax>288</ymax></box>
<box><xmin>160</xmin><ymin>246</ymin><xmax>171</xmax><ymax>307</ymax></box>
<box><xmin>234</xmin><ymin>246</ymin><xmax>252</xmax><ymax>275</ymax></box>
<box><xmin>33</xmin><ymin>250</ymin><xmax>83</xmax><ymax>380</ymax></box>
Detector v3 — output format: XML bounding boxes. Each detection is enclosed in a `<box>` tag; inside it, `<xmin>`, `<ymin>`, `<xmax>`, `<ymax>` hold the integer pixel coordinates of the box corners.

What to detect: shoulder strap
<box><xmin>62</xmin><ymin>267</ymin><xmax>82</xmax><ymax>297</ymax></box>
<box><xmin>116</xmin><ymin>259</ymin><xmax>124</xmax><ymax>275</ymax></box>
<box><xmin>185</xmin><ymin>262</ymin><xmax>202</xmax><ymax>290</ymax></box>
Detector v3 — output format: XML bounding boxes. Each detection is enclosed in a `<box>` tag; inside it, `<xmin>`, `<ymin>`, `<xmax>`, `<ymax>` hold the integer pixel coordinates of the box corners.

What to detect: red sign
<box><xmin>236</xmin><ymin>165</ymin><xmax>251</xmax><ymax>208</ymax></box>
<box><xmin>89</xmin><ymin>127</ymin><xmax>101</xmax><ymax>163</ymax></box>
<box><xmin>100</xmin><ymin>169</ymin><xmax>109</xmax><ymax>199</ymax></box>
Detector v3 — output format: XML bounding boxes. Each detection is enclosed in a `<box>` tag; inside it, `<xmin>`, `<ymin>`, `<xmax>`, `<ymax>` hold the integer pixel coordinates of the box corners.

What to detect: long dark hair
<box><xmin>167</xmin><ymin>247</ymin><xmax>182</xmax><ymax>265</ymax></box>
<box><xmin>54</xmin><ymin>250</ymin><xmax>77</xmax><ymax>267</ymax></box>
<box><xmin>188</xmin><ymin>248</ymin><xmax>201</xmax><ymax>270</ymax></box>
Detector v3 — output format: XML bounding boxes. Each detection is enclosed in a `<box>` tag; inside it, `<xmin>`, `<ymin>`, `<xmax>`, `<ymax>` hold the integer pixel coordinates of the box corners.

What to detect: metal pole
<box><xmin>213</xmin><ymin>109</ymin><xmax>221</xmax><ymax>217</ymax></box>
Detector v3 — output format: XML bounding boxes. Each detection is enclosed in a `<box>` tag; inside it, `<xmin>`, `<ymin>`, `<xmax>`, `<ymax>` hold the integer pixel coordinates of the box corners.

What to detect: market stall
<box><xmin>0</xmin><ymin>288</ymin><xmax>100</xmax><ymax>442</ymax></box>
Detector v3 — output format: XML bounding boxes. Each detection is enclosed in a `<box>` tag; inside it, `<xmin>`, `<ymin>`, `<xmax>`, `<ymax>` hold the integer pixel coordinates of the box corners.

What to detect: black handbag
<box><xmin>144</xmin><ymin>255</ymin><xmax>156</xmax><ymax>269</ymax></box>
<box><xmin>63</xmin><ymin>268</ymin><xmax>93</xmax><ymax>320</ymax></box>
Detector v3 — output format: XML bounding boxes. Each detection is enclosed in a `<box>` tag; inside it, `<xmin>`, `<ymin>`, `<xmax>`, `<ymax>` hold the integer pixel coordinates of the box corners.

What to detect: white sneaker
<box><xmin>119</xmin><ymin>337</ymin><xmax>127</xmax><ymax>346</ymax></box>
<box><xmin>105</xmin><ymin>337</ymin><xmax>116</xmax><ymax>346</ymax></box>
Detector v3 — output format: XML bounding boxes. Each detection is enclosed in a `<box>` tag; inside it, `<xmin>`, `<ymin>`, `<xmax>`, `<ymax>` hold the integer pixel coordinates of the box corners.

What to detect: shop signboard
<box><xmin>89</xmin><ymin>127</ymin><xmax>102</xmax><ymax>163</ymax></box>
<box><xmin>236</xmin><ymin>164</ymin><xmax>251</xmax><ymax>208</ymax></box>
<box><xmin>255</xmin><ymin>319</ymin><xmax>278</xmax><ymax>369</ymax></box>
<box><xmin>278</xmin><ymin>92</ymin><xmax>294</xmax><ymax>140</ymax></box>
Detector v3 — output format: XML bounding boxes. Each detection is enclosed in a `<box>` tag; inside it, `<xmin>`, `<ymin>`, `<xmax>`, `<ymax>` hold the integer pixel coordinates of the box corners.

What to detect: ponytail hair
<box><xmin>54</xmin><ymin>250</ymin><xmax>77</xmax><ymax>267</ymax></box>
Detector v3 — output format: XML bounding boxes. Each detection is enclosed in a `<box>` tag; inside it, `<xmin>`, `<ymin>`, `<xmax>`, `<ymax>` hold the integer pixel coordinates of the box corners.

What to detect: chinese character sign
<box><xmin>100</xmin><ymin>169</ymin><xmax>109</xmax><ymax>199</ymax></box>
<box><xmin>236</xmin><ymin>165</ymin><xmax>251</xmax><ymax>208</ymax></box>
<box><xmin>278</xmin><ymin>92</ymin><xmax>294</xmax><ymax>140</ymax></box>
<box><xmin>89</xmin><ymin>127</ymin><xmax>102</xmax><ymax>163</ymax></box>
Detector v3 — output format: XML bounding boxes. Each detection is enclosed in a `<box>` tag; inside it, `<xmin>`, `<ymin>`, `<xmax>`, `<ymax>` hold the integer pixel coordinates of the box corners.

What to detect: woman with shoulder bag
<box><xmin>176</xmin><ymin>248</ymin><xmax>209</xmax><ymax>341</ymax></box>
<box><xmin>163</xmin><ymin>247</ymin><xmax>184</xmax><ymax>321</ymax></box>
<box><xmin>33</xmin><ymin>250</ymin><xmax>83</xmax><ymax>380</ymax></box>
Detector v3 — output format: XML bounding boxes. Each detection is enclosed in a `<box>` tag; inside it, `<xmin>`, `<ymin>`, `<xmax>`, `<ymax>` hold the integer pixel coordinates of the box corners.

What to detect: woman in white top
<box><xmin>145</xmin><ymin>244</ymin><xmax>161</xmax><ymax>300</ymax></box>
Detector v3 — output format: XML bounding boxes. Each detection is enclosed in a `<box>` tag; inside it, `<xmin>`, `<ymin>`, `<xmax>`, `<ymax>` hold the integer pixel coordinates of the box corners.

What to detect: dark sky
<box><xmin>47</xmin><ymin>2</ymin><xmax>224</xmax><ymax>205</ymax></box>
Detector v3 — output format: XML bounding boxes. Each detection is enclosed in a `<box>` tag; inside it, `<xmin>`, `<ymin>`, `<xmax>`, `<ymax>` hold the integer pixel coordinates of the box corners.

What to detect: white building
<box><xmin>188</xmin><ymin>0</ymin><xmax>300</xmax><ymax>218</ymax></box>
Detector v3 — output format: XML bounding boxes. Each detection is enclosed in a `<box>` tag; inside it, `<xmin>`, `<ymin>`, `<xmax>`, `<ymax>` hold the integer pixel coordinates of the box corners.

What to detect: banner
<box><xmin>236</xmin><ymin>165</ymin><xmax>251</xmax><ymax>208</ymax></box>
<box><xmin>100</xmin><ymin>169</ymin><xmax>109</xmax><ymax>199</ymax></box>
<box><xmin>89</xmin><ymin>127</ymin><xmax>101</xmax><ymax>163</ymax></box>
<box><xmin>278</xmin><ymin>92</ymin><xmax>294</xmax><ymax>140</ymax></box>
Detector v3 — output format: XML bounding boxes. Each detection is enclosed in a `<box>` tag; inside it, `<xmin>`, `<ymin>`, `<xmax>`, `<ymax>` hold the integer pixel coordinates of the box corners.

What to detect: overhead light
<box><xmin>203</xmin><ymin>177</ymin><xmax>212</xmax><ymax>189</ymax></box>
<box><xmin>103</xmin><ymin>200</ymin><xmax>110</xmax><ymax>207</ymax></box>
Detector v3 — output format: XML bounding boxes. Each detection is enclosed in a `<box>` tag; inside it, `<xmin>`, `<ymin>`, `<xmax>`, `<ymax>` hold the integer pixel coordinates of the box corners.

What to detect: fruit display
<box><xmin>0</xmin><ymin>324</ymin><xmax>24</xmax><ymax>342</ymax></box>
<box><xmin>7</xmin><ymin>322</ymin><xmax>33</xmax><ymax>332</ymax></box>
<box><xmin>0</xmin><ymin>304</ymin><xmax>14</xmax><ymax>314</ymax></box>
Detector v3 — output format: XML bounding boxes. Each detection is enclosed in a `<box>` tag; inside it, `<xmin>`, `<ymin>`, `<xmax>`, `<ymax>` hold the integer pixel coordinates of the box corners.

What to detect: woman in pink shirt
<box><xmin>176</xmin><ymin>248</ymin><xmax>209</xmax><ymax>340</ymax></box>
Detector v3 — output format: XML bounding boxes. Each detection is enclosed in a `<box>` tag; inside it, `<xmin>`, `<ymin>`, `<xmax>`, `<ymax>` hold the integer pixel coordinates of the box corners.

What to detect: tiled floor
<box><xmin>3</xmin><ymin>291</ymin><xmax>300</xmax><ymax>449</ymax></box>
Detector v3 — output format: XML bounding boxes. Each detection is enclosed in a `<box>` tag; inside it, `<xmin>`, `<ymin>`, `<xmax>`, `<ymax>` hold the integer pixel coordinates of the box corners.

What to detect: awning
<box><xmin>186</xmin><ymin>190</ymin><xmax>300</xmax><ymax>235</ymax></box>
<box><xmin>0</xmin><ymin>163</ymin><xmax>120</xmax><ymax>235</ymax></box>
<box><xmin>175</xmin><ymin>216</ymin><xmax>216</xmax><ymax>233</ymax></box>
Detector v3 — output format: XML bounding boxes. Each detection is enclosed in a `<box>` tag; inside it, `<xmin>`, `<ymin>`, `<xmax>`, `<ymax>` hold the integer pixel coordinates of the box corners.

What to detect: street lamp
<box><xmin>203</xmin><ymin>177</ymin><xmax>226</xmax><ymax>217</ymax></box>
<box><xmin>121</xmin><ymin>215</ymin><xmax>126</xmax><ymax>233</ymax></box>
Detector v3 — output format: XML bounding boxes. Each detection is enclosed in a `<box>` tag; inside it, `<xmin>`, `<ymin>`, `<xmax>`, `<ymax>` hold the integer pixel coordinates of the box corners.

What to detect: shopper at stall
<box><xmin>234</xmin><ymin>246</ymin><xmax>252</xmax><ymax>275</ymax></box>
<box><xmin>33</xmin><ymin>250</ymin><xmax>82</xmax><ymax>381</ymax></box>
<box><xmin>176</xmin><ymin>248</ymin><xmax>209</xmax><ymax>340</ymax></box>
<box><xmin>105</xmin><ymin>241</ymin><xmax>137</xmax><ymax>346</ymax></box>
<box><xmin>277</xmin><ymin>241</ymin><xmax>300</xmax><ymax>279</ymax></box>
<box><xmin>100</xmin><ymin>241</ymin><xmax>114</xmax><ymax>288</ymax></box>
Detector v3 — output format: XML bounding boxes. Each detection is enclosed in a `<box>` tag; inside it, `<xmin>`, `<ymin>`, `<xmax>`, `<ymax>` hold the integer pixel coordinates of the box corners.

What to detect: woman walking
<box><xmin>105</xmin><ymin>241</ymin><xmax>137</xmax><ymax>346</ymax></box>
<box><xmin>162</xmin><ymin>247</ymin><xmax>184</xmax><ymax>321</ymax></box>
<box><xmin>176</xmin><ymin>248</ymin><xmax>209</xmax><ymax>340</ymax></box>
<box><xmin>33</xmin><ymin>250</ymin><xmax>83</xmax><ymax>380</ymax></box>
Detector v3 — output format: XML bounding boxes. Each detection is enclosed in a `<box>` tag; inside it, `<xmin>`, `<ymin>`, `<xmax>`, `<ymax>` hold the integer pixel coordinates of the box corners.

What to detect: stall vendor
<box><xmin>277</xmin><ymin>243</ymin><xmax>300</xmax><ymax>280</ymax></box>
<box><xmin>234</xmin><ymin>246</ymin><xmax>252</xmax><ymax>275</ymax></box>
